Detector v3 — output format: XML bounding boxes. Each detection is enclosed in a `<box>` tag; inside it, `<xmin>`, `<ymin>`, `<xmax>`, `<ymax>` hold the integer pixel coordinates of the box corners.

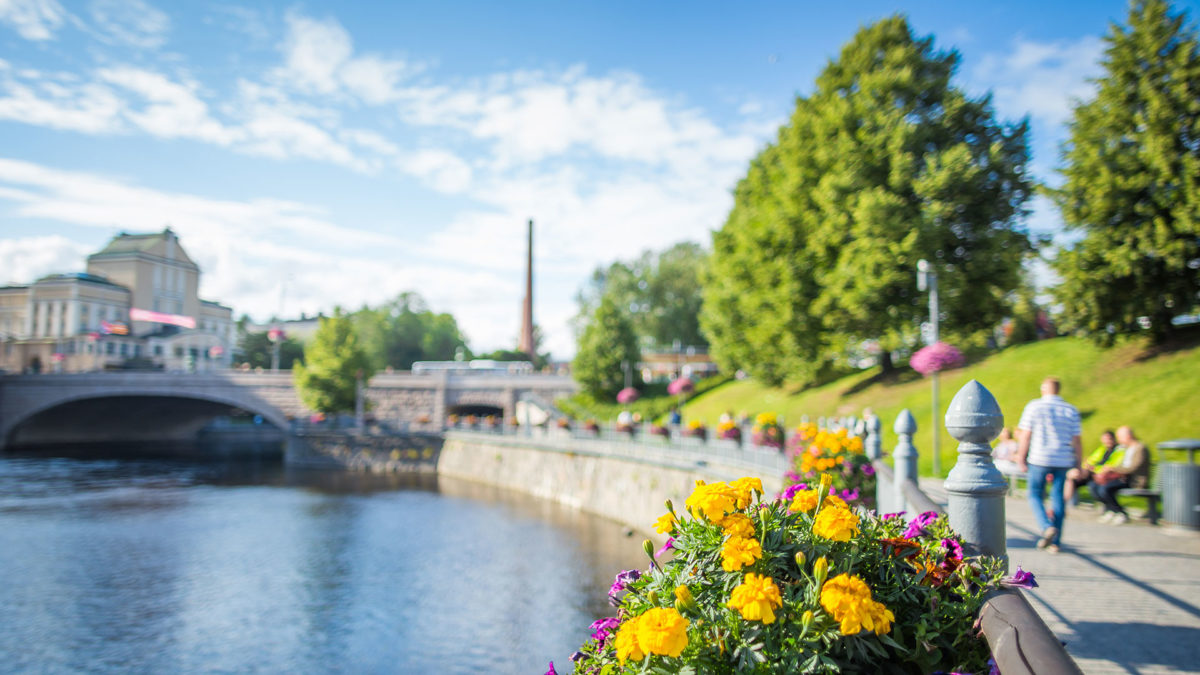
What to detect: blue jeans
<box><xmin>1027</xmin><ymin>464</ymin><xmax>1069</xmax><ymax>544</ymax></box>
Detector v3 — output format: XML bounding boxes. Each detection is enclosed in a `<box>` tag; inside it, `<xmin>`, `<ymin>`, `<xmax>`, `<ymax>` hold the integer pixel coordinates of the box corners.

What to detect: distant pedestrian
<box><xmin>1015</xmin><ymin>377</ymin><xmax>1082</xmax><ymax>553</ymax></box>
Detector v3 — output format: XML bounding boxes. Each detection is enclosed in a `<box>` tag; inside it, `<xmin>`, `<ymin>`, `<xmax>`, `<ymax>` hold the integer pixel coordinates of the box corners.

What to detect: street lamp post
<box><xmin>918</xmin><ymin>259</ymin><xmax>942</xmax><ymax>476</ymax></box>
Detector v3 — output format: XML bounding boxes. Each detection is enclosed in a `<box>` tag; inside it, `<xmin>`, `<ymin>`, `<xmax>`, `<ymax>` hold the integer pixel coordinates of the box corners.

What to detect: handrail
<box><xmin>979</xmin><ymin>590</ymin><xmax>1085</xmax><ymax>675</ymax></box>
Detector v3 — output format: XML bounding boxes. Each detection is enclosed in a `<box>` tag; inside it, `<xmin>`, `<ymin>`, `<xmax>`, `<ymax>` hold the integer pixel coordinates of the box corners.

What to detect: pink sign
<box><xmin>130</xmin><ymin>308</ymin><xmax>196</xmax><ymax>329</ymax></box>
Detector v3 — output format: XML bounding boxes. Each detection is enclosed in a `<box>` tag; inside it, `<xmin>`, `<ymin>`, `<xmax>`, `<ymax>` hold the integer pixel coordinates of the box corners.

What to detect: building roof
<box><xmin>88</xmin><ymin>228</ymin><xmax>197</xmax><ymax>267</ymax></box>
<box><xmin>33</xmin><ymin>272</ymin><xmax>128</xmax><ymax>290</ymax></box>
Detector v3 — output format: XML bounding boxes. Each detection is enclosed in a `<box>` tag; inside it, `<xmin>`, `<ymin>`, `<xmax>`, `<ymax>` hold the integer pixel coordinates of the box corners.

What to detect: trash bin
<box><xmin>1160</xmin><ymin>462</ymin><xmax>1200</xmax><ymax>529</ymax></box>
<box><xmin>1158</xmin><ymin>439</ymin><xmax>1200</xmax><ymax>530</ymax></box>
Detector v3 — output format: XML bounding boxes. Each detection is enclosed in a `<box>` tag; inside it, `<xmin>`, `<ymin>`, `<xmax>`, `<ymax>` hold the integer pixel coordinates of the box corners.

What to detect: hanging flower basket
<box><xmin>667</xmin><ymin>377</ymin><xmax>694</xmax><ymax>396</ymax></box>
<box><xmin>909</xmin><ymin>342</ymin><xmax>965</xmax><ymax>376</ymax></box>
<box><xmin>617</xmin><ymin>387</ymin><xmax>641</xmax><ymax>404</ymax></box>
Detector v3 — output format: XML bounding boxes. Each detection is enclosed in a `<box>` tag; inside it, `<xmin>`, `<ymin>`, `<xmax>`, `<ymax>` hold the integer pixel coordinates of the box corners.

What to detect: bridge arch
<box><xmin>0</xmin><ymin>374</ymin><xmax>291</xmax><ymax>451</ymax></box>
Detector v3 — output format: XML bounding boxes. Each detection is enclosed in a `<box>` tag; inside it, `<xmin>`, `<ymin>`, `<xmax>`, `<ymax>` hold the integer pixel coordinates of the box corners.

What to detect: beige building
<box><xmin>0</xmin><ymin>228</ymin><xmax>235</xmax><ymax>374</ymax></box>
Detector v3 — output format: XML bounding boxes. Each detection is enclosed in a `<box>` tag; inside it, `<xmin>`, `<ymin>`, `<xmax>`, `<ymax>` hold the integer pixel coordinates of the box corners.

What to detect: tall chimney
<box><xmin>518</xmin><ymin>219</ymin><xmax>535</xmax><ymax>359</ymax></box>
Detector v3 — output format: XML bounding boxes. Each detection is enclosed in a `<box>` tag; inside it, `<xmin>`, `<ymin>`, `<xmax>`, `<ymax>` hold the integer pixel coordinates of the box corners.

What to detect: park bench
<box><xmin>999</xmin><ymin>472</ymin><xmax>1161</xmax><ymax>524</ymax></box>
<box><xmin>1123</xmin><ymin>487</ymin><xmax>1161</xmax><ymax>525</ymax></box>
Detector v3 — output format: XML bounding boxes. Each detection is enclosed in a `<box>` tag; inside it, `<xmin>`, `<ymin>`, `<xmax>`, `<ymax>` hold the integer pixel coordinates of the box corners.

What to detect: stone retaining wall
<box><xmin>437</xmin><ymin>433</ymin><xmax>785</xmax><ymax>538</ymax></box>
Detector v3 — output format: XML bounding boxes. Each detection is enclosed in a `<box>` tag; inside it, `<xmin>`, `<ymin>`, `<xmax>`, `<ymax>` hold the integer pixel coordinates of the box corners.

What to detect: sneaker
<box><xmin>1111</xmin><ymin>512</ymin><xmax>1129</xmax><ymax>526</ymax></box>
<box><xmin>1037</xmin><ymin>526</ymin><xmax>1058</xmax><ymax>549</ymax></box>
<box><xmin>1046</xmin><ymin>543</ymin><xmax>1061</xmax><ymax>554</ymax></box>
<box><xmin>1099</xmin><ymin>511</ymin><xmax>1115</xmax><ymax>523</ymax></box>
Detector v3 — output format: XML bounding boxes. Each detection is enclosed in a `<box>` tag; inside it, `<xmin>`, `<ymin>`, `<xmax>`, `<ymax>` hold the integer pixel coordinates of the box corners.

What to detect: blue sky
<box><xmin>0</xmin><ymin>0</ymin><xmax>1172</xmax><ymax>357</ymax></box>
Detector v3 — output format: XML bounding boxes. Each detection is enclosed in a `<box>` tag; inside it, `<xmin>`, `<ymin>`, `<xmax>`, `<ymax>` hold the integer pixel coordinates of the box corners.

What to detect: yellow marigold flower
<box><xmin>654</xmin><ymin>512</ymin><xmax>676</xmax><ymax>534</ymax></box>
<box><xmin>615</xmin><ymin>616</ymin><xmax>646</xmax><ymax>663</ymax></box>
<box><xmin>819</xmin><ymin>573</ymin><xmax>895</xmax><ymax>636</ymax></box>
<box><xmin>731</xmin><ymin>476</ymin><xmax>763</xmax><ymax>508</ymax></box>
<box><xmin>635</xmin><ymin>607</ymin><xmax>689</xmax><ymax>658</ymax></box>
<box><xmin>674</xmin><ymin>585</ymin><xmax>697</xmax><ymax>612</ymax></box>
<box><xmin>721</xmin><ymin>512</ymin><xmax>755</xmax><ymax>539</ymax></box>
<box><xmin>728</xmin><ymin>573</ymin><xmax>783</xmax><ymax>624</ymax></box>
<box><xmin>685</xmin><ymin>482</ymin><xmax>737</xmax><ymax>523</ymax></box>
<box><xmin>721</xmin><ymin>535</ymin><xmax>763</xmax><ymax>571</ymax></box>
<box><xmin>813</xmin><ymin>506</ymin><xmax>860</xmax><ymax>542</ymax></box>
<box><xmin>822</xmin><ymin>493</ymin><xmax>848</xmax><ymax>511</ymax></box>
<box><xmin>789</xmin><ymin>489</ymin><xmax>819</xmax><ymax>513</ymax></box>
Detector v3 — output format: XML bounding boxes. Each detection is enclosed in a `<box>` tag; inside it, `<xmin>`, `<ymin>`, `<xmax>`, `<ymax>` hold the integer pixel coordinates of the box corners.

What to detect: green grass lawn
<box><xmin>681</xmin><ymin>334</ymin><xmax>1200</xmax><ymax>479</ymax></box>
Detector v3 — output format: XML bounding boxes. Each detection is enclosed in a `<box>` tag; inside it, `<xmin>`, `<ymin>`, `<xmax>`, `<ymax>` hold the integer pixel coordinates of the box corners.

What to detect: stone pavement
<box><xmin>922</xmin><ymin>478</ymin><xmax>1200</xmax><ymax>674</ymax></box>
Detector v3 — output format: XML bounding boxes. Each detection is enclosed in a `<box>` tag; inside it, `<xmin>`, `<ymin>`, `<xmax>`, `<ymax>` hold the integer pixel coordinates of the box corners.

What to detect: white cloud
<box><xmin>0</xmin><ymin>234</ymin><xmax>90</xmax><ymax>287</ymax></box>
<box><xmin>0</xmin><ymin>0</ymin><xmax>66</xmax><ymax>41</ymax></box>
<box><xmin>98</xmin><ymin>66</ymin><xmax>237</xmax><ymax>144</ymax></box>
<box><xmin>400</xmin><ymin>149</ymin><xmax>472</xmax><ymax>194</ymax></box>
<box><xmin>0</xmin><ymin>64</ymin><xmax>125</xmax><ymax>133</ymax></box>
<box><xmin>276</xmin><ymin>11</ymin><xmax>418</xmax><ymax>104</ymax></box>
<box><xmin>974</xmin><ymin>36</ymin><xmax>1104</xmax><ymax>129</ymax></box>
<box><xmin>88</xmin><ymin>0</ymin><xmax>169</xmax><ymax>49</ymax></box>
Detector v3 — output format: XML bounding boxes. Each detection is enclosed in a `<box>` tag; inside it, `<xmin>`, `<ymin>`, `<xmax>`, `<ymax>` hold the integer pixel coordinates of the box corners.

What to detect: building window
<box><xmin>106</xmin><ymin>342</ymin><xmax>114</xmax><ymax>355</ymax></box>
<box><xmin>119</xmin><ymin>343</ymin><xmax>128</xmax><ymax>356</ymax></box>
<box><xmin>174</xmin><ymin>346</ymin><xmax>183</xmax><ymax>357</ymax></box>
<box><xmin>154</xmin><ymin>345</ymin><xmax>163</xmax><ymax>356</ymax></box>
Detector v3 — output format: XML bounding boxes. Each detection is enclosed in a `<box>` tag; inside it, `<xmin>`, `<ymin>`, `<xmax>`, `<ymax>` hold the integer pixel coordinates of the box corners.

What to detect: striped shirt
<box><xmin>1017</xmin><ymin>395</ymin><xmax>1082</xmax><ymax>468</ymax></box>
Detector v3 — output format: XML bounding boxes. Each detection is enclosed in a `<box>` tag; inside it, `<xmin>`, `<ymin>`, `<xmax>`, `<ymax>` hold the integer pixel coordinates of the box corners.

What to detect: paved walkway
<box><xmin>922</xmin><ymin>479</ymin><xmax>1200</xmax><ymax>674</ymax></box>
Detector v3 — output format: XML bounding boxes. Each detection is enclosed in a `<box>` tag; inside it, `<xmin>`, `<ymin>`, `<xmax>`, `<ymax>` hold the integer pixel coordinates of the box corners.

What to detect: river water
<box><xmin>0</xmin><ymin>454</ymin><xmax>646</xmax><ymax>674</ymax></box>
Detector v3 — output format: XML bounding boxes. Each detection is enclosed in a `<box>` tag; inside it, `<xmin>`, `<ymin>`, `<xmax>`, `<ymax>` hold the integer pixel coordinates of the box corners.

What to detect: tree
<box><xmin>293</xmin><ymin>310</ymin><xmax>374</xmax><ymax>414</ymax></box>
<box><xmin>573</xmin><ymin>295</ymin><xmax>641</xmax><ymax>399</ymax></box>
<box><xmin>233</xmin><ymin>317</ymin><xmax>304</xmax><ymax>369</ymax></box>
<box><xmin>352</xmin><ymin>292</ymin><xmax>470</xmax><ymax>370</ymax></box>
<box><xmin>702</xmin><ymin>16</ymin><xmax>1033</xmax><ymax>385</ymax></box>
<box><xmin>576</xmin><ymin>242</ymin><xmax>709</xmax><ymax>349</ymax></box>
<box><xmin>1052</xmin><ymin>0</ymin><xmax>1200</xmax><ymax>343</ymax></box>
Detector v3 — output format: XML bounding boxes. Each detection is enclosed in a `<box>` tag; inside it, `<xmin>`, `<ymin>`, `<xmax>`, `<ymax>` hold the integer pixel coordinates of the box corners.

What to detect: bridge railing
<box><xmin>871</xmin><ymin>381</ymin><xmax>1082</xmax><ymax>675</ymax></box>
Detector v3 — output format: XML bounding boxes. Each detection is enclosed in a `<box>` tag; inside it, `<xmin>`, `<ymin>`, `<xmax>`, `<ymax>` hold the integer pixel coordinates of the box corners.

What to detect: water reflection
<box><xmin>0</xmin><ymin>456</ymin><xmax>644</xmax><ymax>673</ymax></box>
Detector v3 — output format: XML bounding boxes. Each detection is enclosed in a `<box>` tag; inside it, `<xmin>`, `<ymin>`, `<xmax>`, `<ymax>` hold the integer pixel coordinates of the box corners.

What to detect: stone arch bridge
<box><xmin>0</xmin><ymin>371</ymin><xmax>576</xmax><ymax>451</ymax></box>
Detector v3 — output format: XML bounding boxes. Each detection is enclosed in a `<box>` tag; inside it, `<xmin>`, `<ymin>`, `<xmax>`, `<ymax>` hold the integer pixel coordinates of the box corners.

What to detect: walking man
<box><xmin>1015</xmin><ymin>377</ymin><xmax>1082</xmax><ymax>553</ymax></box>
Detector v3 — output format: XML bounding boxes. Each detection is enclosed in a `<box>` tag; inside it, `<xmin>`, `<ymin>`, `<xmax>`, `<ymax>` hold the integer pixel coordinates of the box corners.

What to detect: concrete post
<box><xmin>893</xmin><ymin>409</ymin><xmax>918</xmax><ymax>512</ymax></box>
<box><xmin>943</xmin><ymin>379</ymin><xmax>1008</xmax><ymax>561</ymax></box>
<box><xmin>866</xmin><ymin>412</ymin><xmax>882</xmax><ymax>460</ymax></box>
<box><xmin>818</xmin><ymin>416</ymin><xmax>826</xmax><ymax>429</ymax></box>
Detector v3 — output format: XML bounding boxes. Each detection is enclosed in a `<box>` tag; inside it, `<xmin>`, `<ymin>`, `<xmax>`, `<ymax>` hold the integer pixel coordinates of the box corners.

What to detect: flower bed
<box><xmin>751</xmin><ymin>412</ymin><xmax>784</xmax><ymax>448</ymax></box>
<box><xmin>717</xmin><ymin>420</ymin><xmax>742</xmax><ymax>442</ymax></box>
<box><xmin>785</xmin><ymin>423</ymin><xmax>877</xmax><ymax>508</ymax></box>
<box><xmin>682</xmin><ymin>420</ymin><xmax>707</xmax><ymax>441</ymax></box>
<box><xmin>563</xmin><ymin>475</ymin><xmax>1022</xmax><ymax>674</ymax></box>
<box><xmin>649</xmin><ymin>424</ymin><xmax>670</xmax><ymax>438</ymax></box>
<box><xmin>583</xmin><ymin>419</ymin><xmax>601</xmax><ymax>435</ymax></box>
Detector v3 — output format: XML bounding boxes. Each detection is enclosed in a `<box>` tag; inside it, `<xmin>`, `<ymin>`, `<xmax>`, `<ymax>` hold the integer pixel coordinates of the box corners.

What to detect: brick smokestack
<box><xmin>518</xmin><ymin>219</ymin><xmax>535</xmax><ymax>359</ymax></box>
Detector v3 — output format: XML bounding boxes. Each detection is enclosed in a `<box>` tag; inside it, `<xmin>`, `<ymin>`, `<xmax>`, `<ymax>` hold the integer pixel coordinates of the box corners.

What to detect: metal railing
<box><xmin>446</xmin><ymin>423</ymin><xmax>791</xmax><ymax>478</ymax></box>
<box><xmin>872</xmin><ymin>380</ymin><xmax>1082</xmax><ymax>674</ymax></box>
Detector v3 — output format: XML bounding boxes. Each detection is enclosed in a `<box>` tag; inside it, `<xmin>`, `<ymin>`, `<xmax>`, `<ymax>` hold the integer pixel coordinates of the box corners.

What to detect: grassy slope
<box><xmin>683</xmin><ymin>335</ymin><xmax>1200</xmax><ymax>477</ymax></box>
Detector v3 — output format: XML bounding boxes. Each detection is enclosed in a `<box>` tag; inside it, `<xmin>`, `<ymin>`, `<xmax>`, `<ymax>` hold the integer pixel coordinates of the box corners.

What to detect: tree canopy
<box><xmin>352</xmin><ymin>292</ymin><xmax>470</xmax><ymax>371</ymax></box>
<box><xmin>1052</xmin><ymin>0</ymin><xmax>1200</xmax><ymax>343</ymax></box>
<box><xmin>576</xmin><ymin>242</ymin><xmax>709</xmax><ymax>349</ymax></box>
<box><xmin>293</xmin><ymin>310</ymin><xmax>374</xmax><ymax>414</ymax></box>
<box><xmin>702</xmin><ymin>16</ymin><xmax>1033</xmax><ymax>385</ymax></box>
<box><xmin>573</xmin><ymin>294</ymin><xmax>641</xmax><ymax>399</ymax></box>
<box><xmin>233</xmin><ymin>317</ymin><xmax>304</xmax><ymax>370</ymax></box>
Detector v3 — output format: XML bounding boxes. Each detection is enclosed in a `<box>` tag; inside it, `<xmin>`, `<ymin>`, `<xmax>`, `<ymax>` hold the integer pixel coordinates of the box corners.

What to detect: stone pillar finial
<box><xmin>944</xmin><ymin>379</ymin><xmax>1009</xmax><ymax>561</ymax></box>
<box><xmin>893</xmin><ymin>409</ymin><xmax>918</xmax><ymax>510</ymax></box>
<box><xmin>865</xmin><ymin>411</ymin><xmax>882</xmax><ymax>460</ymax></box>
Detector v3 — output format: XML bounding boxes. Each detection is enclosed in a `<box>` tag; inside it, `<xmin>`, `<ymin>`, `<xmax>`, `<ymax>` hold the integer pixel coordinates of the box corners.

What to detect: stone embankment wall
<box><xmin>437</xmin><ymin>432</ymin><xmax>785</xmax><ymax>538</ymax></box>
<box><xmin>287</xmin><ymin>432</ymin><xmax>442</xmax><ymax>472</ymax></box>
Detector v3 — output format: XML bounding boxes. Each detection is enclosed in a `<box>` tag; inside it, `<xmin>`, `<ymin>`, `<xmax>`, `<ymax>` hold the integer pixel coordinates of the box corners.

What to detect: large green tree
<box><xmin>703</xmin><ymin>16</ymin><xmax>1033</xmax><ymax>385</ymax></box>
<box><xmin>352</xmin><ymin>292</ymin><xmax>470</xmax><ymax>370</ymax></box>
<box><xmin>294</xmin><ymin>310</ymin><xmax>374</xmax><ymax>414</ymax></box>
<box><xmin>1052</xmin><ymin>0</ymin><xmax>1200</xmax><ymax>343</ymax></box>
<box><xmin>576</xmin><ymin>242</ymin><xmax>709</xmax><ymax>349</ymax></box>
<box><xmin>573</xmin><ymin>295</ymin><xmax>641</xmax><ymax>399</ymax></box>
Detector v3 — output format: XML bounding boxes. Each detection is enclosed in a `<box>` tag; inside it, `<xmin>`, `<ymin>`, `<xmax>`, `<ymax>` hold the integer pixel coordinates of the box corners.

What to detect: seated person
<box><xmin>1065</xmin><ymin>429</ymin><xmax>1122</xmax><ymax>505</ymax></box>
<box><xmin>1089</xmin><ymin>426</ymin><xmax>1151</xmax><ymax>525</ymax></box>
<box><xmin>992</xmin><ymin>427</ymin><xmax>1022</xmax><ymax>475</ymax></box>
